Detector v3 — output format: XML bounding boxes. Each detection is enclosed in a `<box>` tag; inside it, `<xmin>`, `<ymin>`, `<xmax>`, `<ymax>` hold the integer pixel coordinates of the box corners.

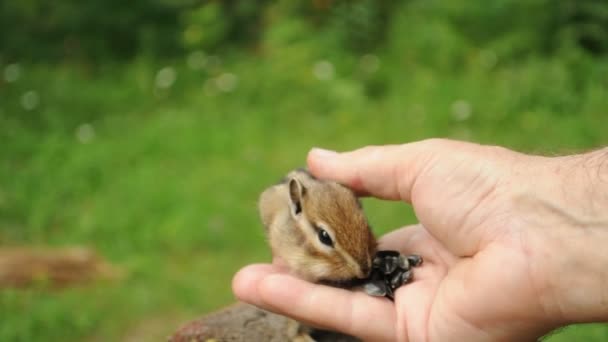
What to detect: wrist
<box><xmin>564</xmin><ymin>147</ymin><xmax>608</xmax><ymax>216</ymax></box>
<box><xmin>529</xmin><ymin>148</ymin><xmax>608</xmax><ymax>325</ymax></box>
<box><xmin>541</xmin><ymin>225</ymin><xmax>608</xmax><ymax>324</ymax></box>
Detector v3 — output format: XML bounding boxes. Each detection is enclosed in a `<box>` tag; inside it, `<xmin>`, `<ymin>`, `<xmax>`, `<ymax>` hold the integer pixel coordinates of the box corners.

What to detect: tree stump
<box><xmin>169</xmin><ymin>302</ymin><xmax>360</xmax><ymax>342</ymax></box>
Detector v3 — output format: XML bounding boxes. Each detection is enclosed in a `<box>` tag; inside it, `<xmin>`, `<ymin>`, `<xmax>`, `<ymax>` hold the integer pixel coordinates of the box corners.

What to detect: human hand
<box><xmin>233</xmin><ymin>139</ymin><xmax>608</xmax><ymax>341</ymax></box>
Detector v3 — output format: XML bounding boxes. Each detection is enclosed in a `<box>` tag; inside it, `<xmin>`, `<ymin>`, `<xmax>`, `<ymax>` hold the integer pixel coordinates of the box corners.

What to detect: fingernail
<box><xmin>310</xmin><ymin>147</ymin><xmax>338</xmax><ymax>158</ymax></box>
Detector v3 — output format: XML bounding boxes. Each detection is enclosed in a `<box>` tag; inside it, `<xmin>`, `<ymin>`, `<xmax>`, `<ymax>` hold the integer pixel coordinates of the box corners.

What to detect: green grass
<box><xmin>1</xmin><ymin>13</ymin><xmax>608</xmax><ymax>340</ymax></box>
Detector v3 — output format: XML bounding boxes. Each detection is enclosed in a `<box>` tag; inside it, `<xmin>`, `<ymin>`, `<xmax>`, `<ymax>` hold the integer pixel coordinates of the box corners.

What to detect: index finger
<box><xmin>306</xmin><ymin>142</ymin><xmax>437</xmax><ymax>203</ymax></box>
<box><xmin>233</xmin><ymin>265</ymin><xmax>398</xmax><ymax>341</ymax></box>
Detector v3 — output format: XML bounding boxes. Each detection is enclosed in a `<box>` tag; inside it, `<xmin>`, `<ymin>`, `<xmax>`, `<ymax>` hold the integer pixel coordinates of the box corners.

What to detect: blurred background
<box><xmin>1</xmin><ymin>0</ymin><xmax>607</xmax><ymax>340</ymax></box>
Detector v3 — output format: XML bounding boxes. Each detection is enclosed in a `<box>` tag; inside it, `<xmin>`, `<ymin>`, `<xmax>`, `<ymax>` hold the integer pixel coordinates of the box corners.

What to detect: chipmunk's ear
<box><xmin>288</xmin><ymin>178</ymin><xmax>306</xmax><ymax>216</ymax></box>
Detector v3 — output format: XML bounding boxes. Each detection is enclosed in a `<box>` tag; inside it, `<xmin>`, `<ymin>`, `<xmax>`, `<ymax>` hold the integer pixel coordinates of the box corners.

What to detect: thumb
<box><xmin>306</xmin><ymin>141</ymin><xmax>440</xmax><ymax>202</ymax></box>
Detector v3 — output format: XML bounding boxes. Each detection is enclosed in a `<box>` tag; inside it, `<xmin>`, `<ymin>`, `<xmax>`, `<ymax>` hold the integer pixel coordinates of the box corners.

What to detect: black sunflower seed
<box><xmin>385</xmin><ymin>285</ymin><xmax>394</xmax><ymax>300</ymax></box>
<box><xmin>361</xmin><ymin>250</ymin><xmax>423</xmax><ymax>301</ymax></box>
<box><xmin>389</xmin><ymin>270</ymin><xmax>405</xmax><ymax>288</ymax></box>
<box><xmin>400</xmin><ymin>269</ymin><xmax>412</xmax><ymax>285</ymax></box>
<box><xmin>407</xmin><ymin>255</ymin><xmax>423</xmax><ymax>267</ymax></box>
<box><xmin>381</xmin><ymin>256</ymin><xmax>399</xmax><ymax>275</ymax></box>
<box><xmin>397</xmin><ymin>255</ymin><xmax>410</xmax><ymax>270</ymax></box>
<box><xmin>375</xmin><ymin>250</ymin><xmax>400</xmax><ymax>258</ymax></box>
<box><xmin>364</xmin><ymin>280</ymin><xmax>388</xmax><ymax>297</ymax></box>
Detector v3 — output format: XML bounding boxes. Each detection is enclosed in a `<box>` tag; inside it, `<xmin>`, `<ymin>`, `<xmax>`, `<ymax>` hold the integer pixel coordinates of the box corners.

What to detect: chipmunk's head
<box><xmin>280</xmin><ymin>170</ymin><xmax>377</xmax><ymax>284</ymax></box>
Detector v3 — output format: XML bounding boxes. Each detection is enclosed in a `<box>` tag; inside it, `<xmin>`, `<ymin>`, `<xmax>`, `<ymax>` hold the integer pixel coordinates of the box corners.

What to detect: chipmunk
<box><xmin>258</xmin><ymin>169</ymin><xmax>377</xmax><ymax>284</ymax></box>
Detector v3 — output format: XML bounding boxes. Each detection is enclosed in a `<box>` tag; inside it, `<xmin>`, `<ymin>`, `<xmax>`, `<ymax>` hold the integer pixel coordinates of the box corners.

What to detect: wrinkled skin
<box><xmin>233</xmin><ymin>139</ymin><xmax>608</xmax><ymax>341</ymax></box>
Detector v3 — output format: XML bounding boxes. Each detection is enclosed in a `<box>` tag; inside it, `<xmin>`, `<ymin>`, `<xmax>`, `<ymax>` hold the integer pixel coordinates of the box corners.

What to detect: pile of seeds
<box><xmin>363</xmin><ymin>250</ymin><xmax>423</xmax><ymax>300</ymax></box>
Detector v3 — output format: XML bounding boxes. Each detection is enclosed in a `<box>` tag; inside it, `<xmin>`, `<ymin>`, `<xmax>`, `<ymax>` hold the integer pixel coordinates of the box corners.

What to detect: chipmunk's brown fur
<box><xmin>258</xmin><ymin>169</ymin><xmax>376</xmax><ymax>283</ymax></box>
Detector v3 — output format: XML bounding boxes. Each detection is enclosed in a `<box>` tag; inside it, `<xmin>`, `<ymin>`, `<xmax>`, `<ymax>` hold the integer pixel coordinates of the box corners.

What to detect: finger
<box><xmin>307</xmin><ymin>141</ymin><xmax>442</xmax><ymax>202</ymax></box>
<box><xmin>232</xmin><ymin>264</ymin><xmax>285</xmax><ymax>307</ymax></box>
<box><xmin>307</xmin><ymin>139</ymin><xmax>493</xmax><ymax>203</ymax></box>
<box><xmin>378</xmin><ymin>225</ymin><xmax>458</xmax><ymax>268</ymax></box>
<box><xmin>234</xmin><ymin>265</ymin><xmax>399</xmax><ymax>340</ymax></box>
<box><xmin>378</xmin><ymin>225</ymin><xmax>453</xmax><ymax>284</ymax></box>
<box><xmin>395</xmin><ymin>273</ymin><xmax>442</xmax><ymax>342</ymax></box>
<box><xmin>257</xmin><ymin>273</ymin><xmax>398</xmax><ymax>341</ymax></box>
<box><xmin>378</xmin><ymin>224</ymin><xmax>429</xmax><ymax>253</ymax></box>
<box><xmin>271</xmin><ymin>256</ymin><xmax>289</xmax><ymax>271</ymax></box>
<box><xmin>378</xmin><ymin>226</ymin><xmax>450</xmax><ymax>342</ymax></box>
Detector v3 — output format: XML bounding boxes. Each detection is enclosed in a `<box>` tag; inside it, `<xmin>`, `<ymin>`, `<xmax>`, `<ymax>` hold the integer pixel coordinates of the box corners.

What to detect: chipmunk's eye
<box><xmin>317</xmin><ymin>227</ymin><xmax>334</xmax><ymax>247</ymax></box>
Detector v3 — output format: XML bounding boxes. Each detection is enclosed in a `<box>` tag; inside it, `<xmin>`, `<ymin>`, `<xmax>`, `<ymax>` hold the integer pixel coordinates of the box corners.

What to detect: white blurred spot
<box><xmin>21</xmin><ymin>91</ymin><xmax>39</xmax><ymax>111</ymax></box>
<box><xmin>313</xmin><ymin>60</ymin><xmax>335</xmax><ymax>81</ymax></box>
<box><xmin>451</xmin><ymin>100</ymin><xmax>472</xmax><ymax>121</ymax></box>
<box><xmin>216</xmin><ymin>73</ymin><xmax>238</xmax><ymax>92</ymax></box>
<box><xmin>187</xmin><ymin>51</ymin><xmax>207</xmax><ymax>70</ymax></box>
<box><xmin>76</xmin><ymin>123</ymin><xmax>96</xmax><ymax>144</ymax></box>
<box><xmin>360</xmin><ymin>54</ymin><xmax>380</xmax><ymax>73</ymax></box>
<box><xmin>4</xmin><ymin>63</ymin><xmax>21</xmax><ymax>83</ymax></box>
<box><xmin>155</xmin><ymin>67</ymin><xmax>177</xmax><ymax>89</ymax></box>
<box><xmin>479</xmin><ymin>50</ymin><xmax>498</xmax><ymax>69</ymax></box>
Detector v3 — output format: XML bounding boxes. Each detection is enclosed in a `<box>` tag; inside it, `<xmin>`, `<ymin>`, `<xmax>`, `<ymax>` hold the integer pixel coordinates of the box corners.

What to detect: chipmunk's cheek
<box><xmin>306</xmin><ymin>259</ymin><xmax>333</xmax><ymax>280</ymax></box>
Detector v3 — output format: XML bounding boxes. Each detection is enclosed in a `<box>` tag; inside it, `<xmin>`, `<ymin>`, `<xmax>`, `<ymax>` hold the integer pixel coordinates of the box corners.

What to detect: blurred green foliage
<box><xmin>1</xmin><ymin>0</ymin><xmax>608</xmax><ymax>341</ymax></box>
<box><xmin>0</xmin><ymin>0</ymin><xmax>187</xmax><ymax>60</ymax></box>
<box><xmin>2</xmin><ymin>0</ymin><xmax>608</xmax><ymax>62</ymax></box>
